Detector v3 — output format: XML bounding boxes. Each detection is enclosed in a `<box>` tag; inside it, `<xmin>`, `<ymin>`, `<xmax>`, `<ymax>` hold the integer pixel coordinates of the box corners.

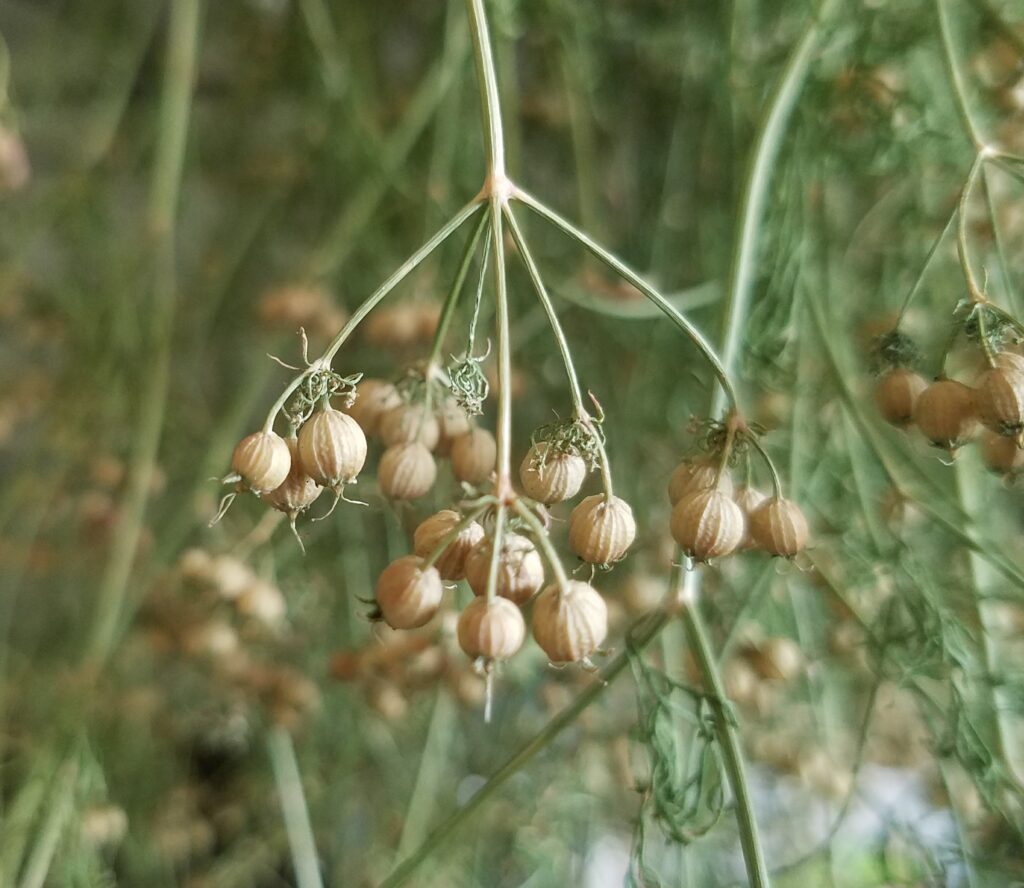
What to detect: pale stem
<box><xmin>956</xmin><ymin>151</ymin><xmax>988</xmax><ymax>305</ymax></box>
<box><xmin>675</xmin><ymin>570</ymin><xmax>770</xmax><ymax>888</ymax></box>
<box><xmin>896</xmin><ymin>206</ymin><xmax>958</xmax><ymax>322</ymax></box>
<box><xmin>503</xmin><ymin>203</ymin><xmax>615</xmax><ymax>499</ymax></box>
<box><xmin>513</xmin><ymin>499</ymin><xmax>570</xmax><ymax>590</ymax></box>
<box><xmin>267</xmin><ymin>727</ymin><xmax>324</xmax><ymax>888</ymax></box>
<box><xmin>484</xmin><ymin>503</ymin><xmax>507</xmax><ymax>605</ymax></box>
<box><xmin>465</xmin><ymin>0</ymin><xmax>506</xmax><ymax>179</ymax></box>
<box><xmin>424</xmin><ymin>501</ymin><xmax>494</xmax><ymax>569</ymax></box>
<box><xmin>746</xmin><ymin>433</ymin><xmax>783</xmax><ymax>499</ymax></box>
<box><xmin>488</xmin><ymin>195</ymin><xmax>513</xmax><ymax>492</ymax></box>
<box><xmin>426</xmin><ymin>209</ymin><xmax>491</xmax><ymax>372</ymax></box>
<box><xmin>512</xmin><ymin>187</ymin><xmax>740</xmax><ymax>412</ymax></box>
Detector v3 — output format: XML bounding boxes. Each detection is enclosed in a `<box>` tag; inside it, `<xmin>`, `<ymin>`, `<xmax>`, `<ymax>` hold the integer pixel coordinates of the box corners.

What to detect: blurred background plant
<box><xmin>2</xmin><ymin>0</ymin><xmax>1024</xmax><ymax>886</ymax></box>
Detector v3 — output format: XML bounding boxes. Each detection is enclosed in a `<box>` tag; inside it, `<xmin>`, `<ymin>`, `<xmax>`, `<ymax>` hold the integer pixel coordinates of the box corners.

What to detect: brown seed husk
<box><xmin>457</xmin><ymin>596</ymin><xmax>525</xmax><ymax>660</ymax></box>
<box><xmin>231</xmin><ymin>431</ymin><xmax>292</xmax><ymax>493</ymax></box>
<box><xmin>974</xmin><ymin>365</ymin><xmax>1024</xmax><ymax>436</ymax></box>
<box><xmin>670</xmin><ymin>489</ymin><xmax>745</xmax><ymax>561</ymax></box>
<box><xmin>263</xmin><ymin>437</ymin><xmax>323</xmax><ymax>515</ymax></box>
<box><xmin>435</xmin><ymin>397</ymin><xmax>472</xmax><ymax>456</ymax></box>
<box><xmin>347</xmin><ymin>379</ymin><xmax>402</xmax><ymax>437</ymax></box>
<box><xmin>450</xmin><ymin>428</ymin><xmax>497</xmax><ymax>486</ymax></box>
<box><xmin>668</xmin><ymin>458</ymin><xmax>733</xmax><ymax>505</ymax></box>
<box><xmin>568</xmin><ymin>494</ymin><xmax>637</xmax><ymax>564</ymax></box>
<box><xmin>531</xmin><ymin>580</ymin><xmax>608</xmax><ymax>664</ymax></box>
<box><xmin>912</xmin><ymin>378</ymin><xmax>977</xmax><ymax>450</ymax></box>
<box><xmin>734</xmin><ymin>486</ymin><xmax>768</xmax><ymax>550</ymax></box>
<box><xmin>378</xmin><ymin>443</ymin><xmax>437</xmax><ymax>500</ymax></box>
<box><xmin>981</xmin><ymin>430</ymin><xmax>1024</xmax><ymax>475</ymax></box>
<box><xmin>297</xmin><ymin>407</ymin><xmax>367</xmax><ymax>489</ymax></box>
<box><xmin>748</xmin><ymin>497</ymin><xmax>809</xmax><ymax>557</ymax></box>
<box><xmin>874</xmin><ymin>368</ymin><xmax>928</xmax><ymax>427</ymax></box>
<box><xmin>379</xmin><ymin>403</ymin><xmax>441</xmax><ymax>450</ymax></box>
<box><xmin>464</xmin><ymin>533</ymin><xmax>545</xmax><ymax>604</ymax></box>
<box><xmin>519</xmin><ymin>443</ymin><xmax>587</xmax><ymax>503</ymax></box>
<box><xmin>375</xmin><ymin>555</ymin><xmax>444</xmax><ymax>629</ymax></box>
<box><xmin>413</xmin><ymin>510</ymin><xmax>485</xmax><ymax>581</ymax></box>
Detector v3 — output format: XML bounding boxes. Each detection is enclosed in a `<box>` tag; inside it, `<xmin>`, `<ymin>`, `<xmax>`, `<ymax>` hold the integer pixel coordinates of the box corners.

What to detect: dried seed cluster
<box><xmin>874</xmin><ymin>336</ymin><xmax>1024</xmax><ymax>476</ymax></box>
<box><xmin>666</xmin><ymin>451</ymin><xmax>810</xmax><ymax>563</ymax></box>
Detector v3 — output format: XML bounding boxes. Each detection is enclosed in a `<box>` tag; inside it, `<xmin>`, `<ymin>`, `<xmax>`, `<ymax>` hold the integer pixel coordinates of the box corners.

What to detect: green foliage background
<box><xmin>1</xmin><ymin>0</ymin><xmax>1023</xmax><ymax>886</ymax></box>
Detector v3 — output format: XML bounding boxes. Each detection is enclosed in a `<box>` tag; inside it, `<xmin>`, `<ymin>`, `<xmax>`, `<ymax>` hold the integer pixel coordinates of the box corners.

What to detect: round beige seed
<box><xmin>531</xmin><ymin>580</ymin><xmax>608</xmax><ymax>664</ymax></box>
<box><xmin>413</xmin><ymin>509</ymin><xmax>485</xmax><ymax>581</ymax></box>
<box><xmin>464</xmin><ymin>533</ymin><xmax>544</xmax><ymax>604</ymax></box>
<box><xmin>748</xmin><ymin>497</ymin><xmax>809</xmax><ymax>557</ymax></box>
<box><xmin>519</xmin><ymin>443</ymin><xmax>587</xmax><ymax>504</ymax></box>
<box><xmin>375</xmin><ymin>555</ymin><xmax>443</xmax><ymax>629</ymax></box>
<box><xmin>378</xmin><ymin>443</ymin><xmax>437</xmax><ymax>500</ymax></box>
<box><xmin>568</xmin><ymin>494</ymin><xmax>636</xmax><ymax>565</ymax></box>
<box><xmin>670</xmin><ymin>489</ymin><xmax>745</xmax><ymax>561</ymax></box>
<box><xmin>457</xmin><ymin>597</ymin><xmax>526</xmax><ymax>660</ymax></box>
<box><xmin>297</xmin><ymin>407</ymin><xmax>367</xmax><ymax>489</ymax></box>
<box><xmin>231</xmin><ymin>430</ymin><xmax>292</xmax><ymax>494</ymax></box>
<box><xmin>450</xmin><ymin>428</ymin><xmax>497</xmax><ymax>486</ymax></box>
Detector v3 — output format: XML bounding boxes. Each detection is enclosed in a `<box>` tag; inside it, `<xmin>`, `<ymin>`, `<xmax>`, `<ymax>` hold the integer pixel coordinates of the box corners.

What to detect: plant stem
<box><xmin>86</xmin><ymin>0</ymin><xmax>202</xmax><ymax>667</ymax></box>
<box><xmin>513</xmin><ymin>499</ymin><xmax>570</xmax><ymax>589</ymax></box>
<box><xmin>715</xmin><ymin>0</ymin><xmax>833</xmax><ymax>418</ymax></box>
<box><xmin>675</xmin><ymin>570</ymin><xmax>770</xmax><ymax>888</ymax></box>
<box><xmin>465</xmin><ymin>0</ymin><xmax>506</xmax><ymax>180</ymax></box>
<box><xmin>268</xmin><ymin>727</ymin><xmax>324</xmax><ymax>888</ymax></box>
<box><xmin>16</xmin><ymin>754</ymin><xmax>78</xmax><ymax>888</ymax></box>
<box><xmin>426</xmin><ymin>210</ymin><xmax>490</xmax><ymax>371</ymax></box>
<box><xmin>503</xmin><ymin>204</ymin><xmax>584</xmax><ymax>412</ymax></box>
<box><xmin>503</xmin><ymin>204</ymin><xmax>615</xmax><ymax>497</ymax></box>
<box><xmin>514</xmin><ymin>188</ymin><xmax>740</xmax><ymax>412</ymax></box>
<box><xmin>263</xmin><ymin>199</ymin><xmax>484</xmax><ymax>433</ymax></box>
<box><xmin>424</xmin><ymin>501</ymin><xmax>494</xmax><ymax>568</ymax></box>
<box><xmin>488</xmin><ymin>195</ymin><xmax>513</xmax><ymax>492</ymax></box>
<box><xmin>935</xmin><ymin>0</ymin><xmax>986</xmax><ymax>150</ymax></box>
<box><xmin>380</xmin><ymin>608</ymin><xmax>671</xmax><ymax>887</ymax></box>
<box><xmin>956</xmin><ymin>151</ymin><xmax>988</xmax><ymax>305</ymax></box>
<box><xmin>896</xmin><ymin>206</ymin><xmax>958</xmax><ymax>322</ymax></box>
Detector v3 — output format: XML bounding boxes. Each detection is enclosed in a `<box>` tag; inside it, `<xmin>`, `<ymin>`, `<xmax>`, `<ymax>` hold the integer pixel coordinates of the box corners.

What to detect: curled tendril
<box><xmin>283</xmin><ymin>369</ymin><xmax>363</xmax><ymax>427</ymax></box>
<box><xmin>529</xmin><ymin>415</ymin><xmax>605</xmax><ymax>471</ymax></box>
<box><xmin>627</xmin><ymin>647</ymin><xmax>727</xmax><ymax>853</ymax></box>
<box><xmin>447</xmin><ymin>342</ymin><xmax>491</xmax><ymax>416</ymax></box>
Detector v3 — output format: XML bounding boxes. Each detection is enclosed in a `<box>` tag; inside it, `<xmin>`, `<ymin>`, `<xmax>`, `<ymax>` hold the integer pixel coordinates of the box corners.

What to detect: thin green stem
<box><xmin>513</xmin><ymin>499</ymin><xmax>570</xmax><ymax>589</ymax></box>
<box><xmin>513</xmin><ymin>188</ymin><xmax>739</xmax><ymax>412</ymax></box>
<box><xmin>425</xmin><ymin>502</ymin><xmax>494</xmax><ymax>568</ymax></box>
<box><xmin>502</xmin><ymin>203</ymin><xmax>615</xmax><ymax>498</ymax></box>
<box><xmin>16</xmin><ymin>755</ymin><xmax>78</xmax><ymax>888</ymax></box>
<box><xmin>263</xmin><ymin>199</ymin><xmax>484</xmax><ymax>433</ymax></box>
<box><xmin>746</xmin><ymin>433</ymin><xmax>783</xmax><ymax>499</ymax></box>
<box><xmin>379</xmin><ymin>608</ymin><xmax>671</xmax><ymax>887</ymax></box>
<box><xmin>956</xmin><ymin>151</ymin><xmax>988</xmax><ymax>304</ymax></box>
<box><xmin>502</xmin><ymin>204</ymin><xmax>584</xmax><ymax>412</ymax></box>
<box><xmin>675</xmin><ymin>570</ymin><xmax>770</xmax><ymax>888</ymax></box>
<box><xmin>86</xmin><ymin>0</ymin><xmax>202</xmax><ymax>666</ymax></box>
<box><xmin>488</xmin><ymin>195</ymin><xmax>513</xmax><ymax>491</ymax></box>
<box><xmin>484</xmin><ymin>503</ymin><xmax>507</xmax><ymax>605</ymax></box>
<box><xmin>426</xmin><ymin>210</ymin><xmax>490</xmax><ymax>371</ymax></box>
<box><xmin>267</xmin><ymin>727</ymin><xmax>324</xmax><ymax>888</ymax></box>
<box><xmin>465</xmin><ymin>0</ymin><xmax>505</xmax><ymax>179</ymax></box>
<box><xmin>935</xmin><ymin>0</ymin><xmax>987</xmax><ymax>150</ymax></box>
<box><xmin>715</xmin><ymin>0</ymin><xmax>834</xmax><ymax>417</ymax></box>
<box><xmin>896</xmin><ymin>206</ymin><xmax>958</xmax><ymax>322</ymax></box>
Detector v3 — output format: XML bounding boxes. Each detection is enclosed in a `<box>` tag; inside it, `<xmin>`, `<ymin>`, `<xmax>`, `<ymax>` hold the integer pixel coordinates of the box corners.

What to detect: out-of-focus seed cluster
<box><xmin>873</xmin><ymin>317</ymin><xmax>1024</xmax><ymax>478</ymax></box>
